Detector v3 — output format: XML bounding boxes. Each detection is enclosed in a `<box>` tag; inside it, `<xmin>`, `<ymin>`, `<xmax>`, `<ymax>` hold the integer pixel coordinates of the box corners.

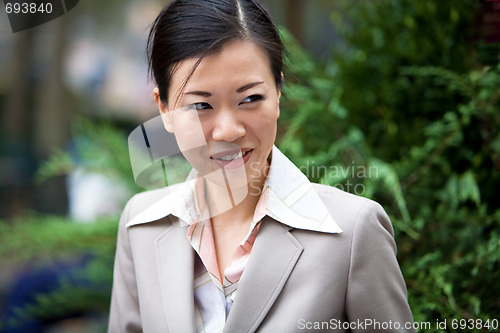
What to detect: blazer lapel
<box><xmin>224</xmin><ymin>217</ymin><xmax>304</xmax><ymax>333</ymax></box>
<box><xmin>154</xmin><ymin>220</ymin><xmax>196</xmax><ymax>333</ymax></box>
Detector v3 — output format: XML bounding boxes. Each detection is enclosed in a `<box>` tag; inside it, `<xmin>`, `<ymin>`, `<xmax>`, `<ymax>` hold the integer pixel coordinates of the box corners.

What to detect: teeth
<box><xmin>217</xmin><ymin>151</ymin><xmax>244</xmax><ymax>161</ymax></box>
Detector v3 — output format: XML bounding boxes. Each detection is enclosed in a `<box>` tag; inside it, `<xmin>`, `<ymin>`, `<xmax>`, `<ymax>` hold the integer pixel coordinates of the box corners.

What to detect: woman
<box><xmin>109</xmin><ymin>0</ymin><xmax>415</xmax><ymax>332</ymax></box>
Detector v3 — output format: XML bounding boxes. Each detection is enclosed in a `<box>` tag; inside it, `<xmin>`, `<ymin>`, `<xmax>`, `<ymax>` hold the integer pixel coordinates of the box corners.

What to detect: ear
<box><xmin>277</xmin><ymin>72</ymin><xmax>284</xmax><ymax>103</ymax></box>
<box><xmin>275</xmin><ymin>72</ymin><xmax>283</xmax><ymax>118</ymax></box>
<box><xmin>154</xmin><ymin>87</ymin><xmax>174</xmax><ymax>133</ymax></box>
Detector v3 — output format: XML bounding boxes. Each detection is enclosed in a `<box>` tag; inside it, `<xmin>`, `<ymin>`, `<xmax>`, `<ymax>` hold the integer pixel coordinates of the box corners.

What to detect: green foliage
<box><xmin>332</xmin><ymin>0</ymin><xmax>479</xmax><ymax>162</ymax></box>
<box><xmin>2</xmin><ymin>117</ymin><xmax>135</xmax><ymax>330</ymax></box>
<box><xmin>0</xmin><ymin>215</ymin><xmax>117</xmax><ymax>264</ymax></box>
<box><xmin>279</xmin><ymin>0</ymin><xmax>500</xmax><ymax>330</ymax></box>
<box><xmin>36</xmin><ymin>116</ymin><xmax>140</xmax><ymax>195</ymax></box>
<box><xmin>0</xmin><ymin>215</ymin><xmax>117</xmax><ymax>330</ymax></box>
<box><xmin>3</xmin><ymin>116</ymin><xmax>135</xmax><ymax>330</ymax></box>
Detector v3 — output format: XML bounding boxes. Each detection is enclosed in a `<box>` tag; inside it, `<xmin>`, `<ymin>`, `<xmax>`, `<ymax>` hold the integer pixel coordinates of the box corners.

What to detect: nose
<box><xmin>210</xmin><ymin>107</ymin><xmax>246</xmax><ymax>142</ymax></box>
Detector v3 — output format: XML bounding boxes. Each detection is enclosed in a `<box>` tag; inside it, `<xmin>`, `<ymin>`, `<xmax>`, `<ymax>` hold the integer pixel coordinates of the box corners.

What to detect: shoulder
<box><xmin>119</xmin><ymin>183</ymin><xmax>184</xmax><ymax>227</ymax></box>
<box><xmin>311</xmin><ymin>183</ymin><xmax>394</xmax><ymax>238</ymax></box>
<box><xmin>312</xmin><ymin>182</ymin><xmax>371</xmax><ymax>209</ymax></box>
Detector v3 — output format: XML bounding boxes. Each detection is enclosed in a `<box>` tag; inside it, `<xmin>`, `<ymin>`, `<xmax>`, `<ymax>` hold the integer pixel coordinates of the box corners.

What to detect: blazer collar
<box><xmin>152</xmin><ymin>216</ymin><xmax>302</xmax><ymax>333</ymax></box>
<box><xmin>224</xmin><ymin>217</ymin><xmax>303</xmax><ymax>332</ymax></box>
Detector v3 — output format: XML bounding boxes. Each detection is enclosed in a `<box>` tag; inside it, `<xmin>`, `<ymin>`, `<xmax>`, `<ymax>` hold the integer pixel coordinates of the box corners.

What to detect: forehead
<box><xmin>169</xmin><ymin>40</ymin><xmax>273</xmax><ymax>100</ymax></box>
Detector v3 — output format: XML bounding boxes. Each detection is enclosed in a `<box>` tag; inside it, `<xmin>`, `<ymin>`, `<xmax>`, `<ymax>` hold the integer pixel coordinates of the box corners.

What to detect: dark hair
<box><xmin>147</xmin><ymin>0</ymin><xmax>285</xmax><ymax>105</ymax></box>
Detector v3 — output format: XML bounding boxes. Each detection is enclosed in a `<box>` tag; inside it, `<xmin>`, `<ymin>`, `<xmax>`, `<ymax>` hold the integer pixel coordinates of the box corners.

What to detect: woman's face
<box><xmin>156</xmin><ymin>39</ymin><xmax>281</xmax><ymax>193</ymax></box>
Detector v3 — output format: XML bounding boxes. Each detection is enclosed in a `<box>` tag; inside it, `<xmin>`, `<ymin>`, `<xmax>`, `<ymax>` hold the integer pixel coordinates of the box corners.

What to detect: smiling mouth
<box><xmin>210</xmin><ymin>148</ymin><xmax>253</xmax><ymax>167</ymax></box>
<box><xmin>212</xmin><ymin>150</ymin><xmax>249</xmax><ymax>161</ymax></box>
<box><xmin>212</xmin><ymin>149</ymin><xmax>251</xmax><ymax>161</ymax></box>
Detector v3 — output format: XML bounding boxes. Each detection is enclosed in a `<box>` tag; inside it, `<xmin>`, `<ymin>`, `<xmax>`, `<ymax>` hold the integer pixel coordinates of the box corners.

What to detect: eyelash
<box><xmin>240</xmin><ymin>94</ymin><xmax>266</xmax><ymax>105</ymax></box>
<box><xmin>191</xmin><ymin>102</ymin><xmax>212</xmax><ymax>111</ymax></box>
<box><xmin>190</xmin><ymin>94</ymin><xmax>266</xmax><ymax>111</ymax></box>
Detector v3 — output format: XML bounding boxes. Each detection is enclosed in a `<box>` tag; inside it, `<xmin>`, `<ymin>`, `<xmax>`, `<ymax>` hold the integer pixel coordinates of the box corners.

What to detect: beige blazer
<box><xmin>108</xmin><ymin>183</ymin><xmax>415</xmax><ymax>333</ymax></box>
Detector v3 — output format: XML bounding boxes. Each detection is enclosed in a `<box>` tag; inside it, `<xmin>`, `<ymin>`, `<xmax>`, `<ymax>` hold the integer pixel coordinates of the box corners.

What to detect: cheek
<box><xmin>259</xmin><ymin>103</ymin><xmax>280</xmax><ymax>131</ymax></box>
<box><xmin>246</xmin><ymin>110</ymin><xmax>278</xmax><ymax>144</ymax></box>
<box><xmin>172</xmin><ymin>112</ymin><xmax>207</xmax><ymax>151</ymax></box>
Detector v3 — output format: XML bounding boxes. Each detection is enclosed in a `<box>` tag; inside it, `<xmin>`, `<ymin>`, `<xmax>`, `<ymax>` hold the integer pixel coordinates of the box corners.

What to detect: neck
<box><xmin>205</xmin><ymin>171</ymin><xmax>266</xmax><ymax>229</ymax></box>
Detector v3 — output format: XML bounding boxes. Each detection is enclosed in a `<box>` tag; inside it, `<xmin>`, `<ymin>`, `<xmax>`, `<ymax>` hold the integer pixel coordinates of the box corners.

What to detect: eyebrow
<box><xmin>184</xmin><ymin>81</ymin><xmax>265</xmax><ymax>97</ymax></box>
<box><xmin>184</xmin><ymin>91</ymin><xmax>211</xmax><ymax>97</ymax></box>
<box><xmin>236</xmin><ymin>81</ymin><xmax>264</xmax><ymax>93</ymax></box>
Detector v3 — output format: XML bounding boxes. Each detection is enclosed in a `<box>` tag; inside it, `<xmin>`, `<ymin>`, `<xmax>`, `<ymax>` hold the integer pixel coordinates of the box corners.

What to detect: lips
<box><xmin>210</xmin><ymin>148</ymin><xmax>253</xmax><ymax>168</ymax></box>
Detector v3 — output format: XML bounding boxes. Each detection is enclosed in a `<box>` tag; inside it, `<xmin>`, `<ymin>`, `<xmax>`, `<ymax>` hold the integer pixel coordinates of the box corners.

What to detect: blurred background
<box><xmin>0</xmin><ymin>0</ymin><xmax>499</xmax><ymax>332</ymax></box>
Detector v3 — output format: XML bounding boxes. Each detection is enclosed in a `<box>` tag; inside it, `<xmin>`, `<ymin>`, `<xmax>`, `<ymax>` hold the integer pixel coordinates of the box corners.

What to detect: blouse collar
<box><xmin>127</xmin><ymin>146</ymin><xmax>342</xmax><ymax>234</ymax></box>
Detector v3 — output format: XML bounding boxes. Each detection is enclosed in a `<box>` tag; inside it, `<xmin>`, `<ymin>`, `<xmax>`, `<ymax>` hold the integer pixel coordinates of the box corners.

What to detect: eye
<box><xmin>240</xmin><ymin>94</ymin><xmax>265</xmax><ymax>105</ymax></box>
<box><xmin>191</xmin><ymin>102</ymin><xmax>212</xmax><ymax>111</ymax></box>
